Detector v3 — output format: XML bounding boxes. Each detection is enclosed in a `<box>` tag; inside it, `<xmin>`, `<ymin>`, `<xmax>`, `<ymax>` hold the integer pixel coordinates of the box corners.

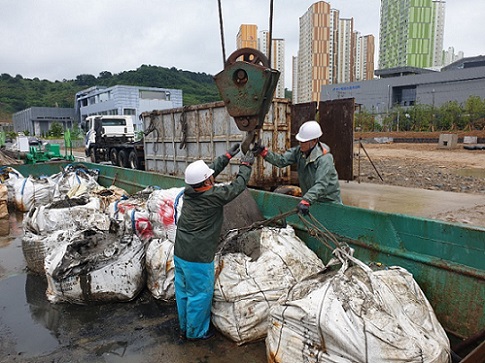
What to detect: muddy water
<box><xmin>455</xmin><ymin>168</ymin><xmax>485</xmax><ymax>179</ymax></box>
<box><xmin>0</xmin><ymin>211</ymin><xmax>267</xmax><ymax>363</ymax></box>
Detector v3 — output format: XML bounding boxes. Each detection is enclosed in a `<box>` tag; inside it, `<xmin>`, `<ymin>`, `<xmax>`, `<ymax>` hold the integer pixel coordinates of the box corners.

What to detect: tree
<box><xmin>463</xmin><ymin>95</ymin><xmax>485</xmax><ymax>130</ymax></box>
<box><xmin>438</xmin><ymin>101</ymin><xmax>463</xmax><ymax>130</ymax></box>
<box><xmin>75</xmin><ymin>74</ymin><xmax>97</xmax><ymax>87</ymax></box>
<box><xmin>49</xmin><ymin>122</ymin><xmax>64</xmax><ymax>137</ymax></box>
<box><xmin>355</xmin><ymin>109</ymin><xmax>378</xmax><ymax>131</ymax></box>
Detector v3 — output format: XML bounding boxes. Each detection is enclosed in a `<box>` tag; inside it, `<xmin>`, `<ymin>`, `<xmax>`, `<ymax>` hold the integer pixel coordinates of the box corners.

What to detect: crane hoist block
<box><xmin>214</xmin><ymin>56</ymin><xmax>280</xmax><ymax>132</ymax></box>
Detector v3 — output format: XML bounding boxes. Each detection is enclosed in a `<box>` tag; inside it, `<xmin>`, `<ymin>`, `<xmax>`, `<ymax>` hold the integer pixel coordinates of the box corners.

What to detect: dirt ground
<box><xmin>353</xmin><ymin>141</ymin><xmax>485</xmax><ymax>226</ymax></box>
<box><xmin>354</xmin><ymin>142</ymin><xmax>485</xmax><ymax>193</ymax></box>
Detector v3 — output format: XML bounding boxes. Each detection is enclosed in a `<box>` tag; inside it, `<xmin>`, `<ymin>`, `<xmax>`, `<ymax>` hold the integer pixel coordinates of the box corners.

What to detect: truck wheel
<box><xmin>90</xmin><ymin>148</ymin><xmax>99</xmax><ymax>163</ymax></box>
<box><xmin>129</xmin><ymin>150</ymin><xmax>141</xmax><ymax>170</ymax></box>
<box><xmin>118</xmin><ymin>150</ymin><xmax>128</xmax><ymax>168</ymax></box>
<box><xmin>109</xmin><ymin>148</ymin><xmax>118</xmax><ymax>166</ymax></box>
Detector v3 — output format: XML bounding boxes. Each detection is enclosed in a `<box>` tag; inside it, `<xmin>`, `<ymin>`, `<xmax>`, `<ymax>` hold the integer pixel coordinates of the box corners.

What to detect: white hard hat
<box><xmin>295</xmin><ymin>120</ymin><xmax>322</xmax><ymax>142</ymax></box>
<box><xmin>184</xmin><ymin>160</ymin><xmax>215</xmax><ymax>185</ymax></box>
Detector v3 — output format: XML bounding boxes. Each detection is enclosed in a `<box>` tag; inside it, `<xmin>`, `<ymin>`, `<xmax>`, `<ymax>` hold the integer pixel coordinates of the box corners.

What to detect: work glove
<box><xmin>240</xmin><ymin>151</ymin><xmax>255</xmax><ymax>166</ymax></box>
<box><xmin>297</xmin><ymin>200</ymin><xmax>310</xmax><ymax>216</ymax></box>
<box><xmin>251</xmin><ymin>142</ymin><xmax>268</xmax><ymax>157</ymax></box>
<box><xmin>225</xmin><ymin>143</ymin><xmax>240</xmax><ymax>159</ymax></box>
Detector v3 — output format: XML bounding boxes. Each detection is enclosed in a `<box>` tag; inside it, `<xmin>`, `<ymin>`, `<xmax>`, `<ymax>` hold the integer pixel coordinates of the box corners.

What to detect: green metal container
<box><xmin>10</xmin><ymin>162</ymin><xmax>485</xmax><ymax>340</ymax></box>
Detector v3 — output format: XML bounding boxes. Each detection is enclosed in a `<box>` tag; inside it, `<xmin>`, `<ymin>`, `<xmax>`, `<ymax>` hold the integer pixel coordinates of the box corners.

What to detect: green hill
<box><xmin>0</xmin><ymin>65</ymin><xmax>222</xmax><ymax>121</ymax></box>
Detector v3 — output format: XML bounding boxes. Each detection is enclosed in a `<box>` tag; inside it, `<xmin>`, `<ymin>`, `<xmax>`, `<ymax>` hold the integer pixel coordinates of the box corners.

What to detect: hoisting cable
<box><xmin>297</xmin><ymin>213</ymin><xmax>344</xmax><ymax>252</ymax></box>
<box><xmin>217</xmin><ymin>208</ymin><xmax>299</xmax><ymax>253</ymax></box>
<box><xmin>268</xmin><ymin>0</ymin><xmax>274</xmax><ymax>63</ymax></box>
<box><xmin>217</xmin><ymin>0</ymin><xmax>226</xmax><ymax>66</ymax></box>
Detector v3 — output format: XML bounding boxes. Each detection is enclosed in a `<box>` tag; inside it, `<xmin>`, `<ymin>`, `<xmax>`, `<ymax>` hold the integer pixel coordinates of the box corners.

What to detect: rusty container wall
<box><xmin>141</xmin><ymin>99</ymin><xmax>292</xmax><ymax>189</ymax></box>
<box><xmin>319</xmin><ymin>98</ymin><xmax>354</xmax><ymax>182</ymax></box>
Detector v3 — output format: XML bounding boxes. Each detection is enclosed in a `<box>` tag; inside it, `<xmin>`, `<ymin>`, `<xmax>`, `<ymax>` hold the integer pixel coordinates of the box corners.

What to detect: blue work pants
<box><xmin>173</xmin><ymin>255</ymin><xmax>214</xmax><ymax>339</ymax></box>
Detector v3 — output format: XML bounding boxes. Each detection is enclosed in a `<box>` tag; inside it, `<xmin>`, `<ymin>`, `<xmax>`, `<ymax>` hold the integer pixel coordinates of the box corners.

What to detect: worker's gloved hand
<box><xmin>297</xmin><ymin>200</ymin><xmax>310</xmax><ymax>215</ymax></box>
<box><xmin>251</xmin><ymin>143</ymin><xmax>268</xmax><ymax>157</ymax></box>
<box><xmin>240</xmin><ymin>151</ymin><xmax>255</xmax><ymax>166</ymax></box>
<box><xmin>226</xmin><ymin>143</ymin><xmax>241</xmax><ymax>159</ymax></box>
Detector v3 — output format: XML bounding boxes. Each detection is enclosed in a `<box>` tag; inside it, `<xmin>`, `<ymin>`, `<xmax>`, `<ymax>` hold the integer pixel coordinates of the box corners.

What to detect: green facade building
<box><xmin>379</xmin><ymin>0</ymin><xmax>445</xmax><ymax>70</ymax></box>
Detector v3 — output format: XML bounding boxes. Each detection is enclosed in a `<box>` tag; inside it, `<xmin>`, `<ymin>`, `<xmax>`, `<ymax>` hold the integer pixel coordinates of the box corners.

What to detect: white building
<box><xmin>337</xmin><ymin>18</ymin><xmax>354</xmax><ymax>84</ymax></box>
<box><xmin>259</xmin><ymin>31</ymin><xmax>285</xmax><ymax>98</ymax></box>
<box><xmin>74</xmin><ymin>85</ymin><xmax>183</xmax><ymax>131</ymax></box>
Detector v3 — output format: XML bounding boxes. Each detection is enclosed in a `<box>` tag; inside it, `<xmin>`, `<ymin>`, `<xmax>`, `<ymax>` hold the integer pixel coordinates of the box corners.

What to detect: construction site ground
<box><xmin>350</xmin><ymin>135</ymin><xmax>485</xmax><ymax>227</ymax></box>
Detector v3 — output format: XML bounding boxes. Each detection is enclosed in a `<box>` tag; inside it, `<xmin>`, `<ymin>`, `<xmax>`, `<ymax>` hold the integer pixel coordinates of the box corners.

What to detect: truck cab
<box><xmin>83</xmin><ymin>115</ymin><xmax>144</xmax><ymax>169</ymax></box>
<box><xmin>84</xmin><ymin>115</ymin><xmax>135</xmax><ymax>151</ymax></box>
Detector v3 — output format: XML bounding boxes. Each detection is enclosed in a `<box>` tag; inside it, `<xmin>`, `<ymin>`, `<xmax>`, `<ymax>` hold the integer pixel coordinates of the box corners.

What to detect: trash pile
<box><xmin>1</xmin><ymin>164</ymin><xmax>451</xmax><ymax>362</ymax></box>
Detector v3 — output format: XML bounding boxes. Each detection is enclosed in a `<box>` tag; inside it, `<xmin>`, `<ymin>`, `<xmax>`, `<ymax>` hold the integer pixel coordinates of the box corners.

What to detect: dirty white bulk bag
<box><xmin>146</xmin><ymin>187</ymin><xmax>184</xmax><ymax>242</ymax></box>
<box><xmin>108</xmin><ymin>189</ymin><xmax>154</xmax><ymax>241</ymax></box>
<box><xmin>12</xmin><ymin>175</ymin><xmax>55</xmax><ymax>212</ymax></box>
<box><xmin>0</xmin><ymin>166</ymin><xmax>24</xmax><ymax>204</ymax></box>
<box><xmin>45</xmin><ymin>223</ymin><xmax>146</xmax><ymax>304</ymax></box>
<box><xmin>23</xmin><ymin>197</ymin><xmax>110</xmax><ymax>235</ymax></box>
<box><xmin>266</xmin><ymin>249</ymin><xmax>451</xmax><ymax>363</ymax></box>
<box><xmin>93</xmin><ymin>185</ymin><xmax>130</xmax><ymax>213</ymax></box>
<box><xmin>51</xmin><ymin>164</ymin><xmax>100</xmax><ymax>199</ymax></box>
<box><xmin>22</xmin><ymin>230</ymin><xmax>69</xmax><ymax>274</ymax></box>
<box><xmin>0</xmin><ymin>184</ymin><xmax>8</xmax><ymax>219</ymax></box>
<box><xmin>212</xmin><ymin>225</ymin><xmax>325</xmax><ymax>345</ymax></box>
<box><xmin>145</xmin><ymin>238</ymin><xmax>175</xmax><ymax>301</ymax></box>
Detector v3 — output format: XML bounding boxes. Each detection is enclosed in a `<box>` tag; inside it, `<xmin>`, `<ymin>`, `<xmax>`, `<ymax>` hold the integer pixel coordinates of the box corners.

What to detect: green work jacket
<box><xmin>265</xmin><ymin>142</ymin><xmax>342</xmax><ymax>204</ymax></box>
<box><xmin>174</xmin><ymin>155</ymin><xmax>252</xmax><ymax>263</ymax></box>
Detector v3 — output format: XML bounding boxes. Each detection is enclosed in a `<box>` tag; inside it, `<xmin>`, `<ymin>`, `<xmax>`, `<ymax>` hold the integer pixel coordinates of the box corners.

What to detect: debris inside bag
<box><xmin>45</xmin><ymin>219</ymin><xmax>146</xmax><ymax>304</ymax></box>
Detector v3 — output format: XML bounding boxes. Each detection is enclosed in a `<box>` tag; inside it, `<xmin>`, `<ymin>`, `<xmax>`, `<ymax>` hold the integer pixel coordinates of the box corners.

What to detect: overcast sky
<box><xmin>0</xmin><ymin>0</ymin><xmax>482</xmax><ymax>89</ymax></box>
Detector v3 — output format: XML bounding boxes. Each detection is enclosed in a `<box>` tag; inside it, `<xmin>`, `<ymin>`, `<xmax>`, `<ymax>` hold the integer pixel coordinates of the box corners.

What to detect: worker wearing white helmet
<box><xmin>252</xmin><ymin>120</ymin><xmax>341</xmax><ymax>215</ymax></box>
<box><xmin>174</xmin><ymin>143</ymin><xmax>254</xmax><ymax>341</ymax></box>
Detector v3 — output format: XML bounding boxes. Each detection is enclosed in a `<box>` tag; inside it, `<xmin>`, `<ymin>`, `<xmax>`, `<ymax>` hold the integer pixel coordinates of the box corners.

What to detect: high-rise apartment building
<box><xmin>236</xmin><ymin>24</ymin><xmax>258</xmax><ymax>49</ymax></box>
<box><xmin>355</xmin><ymin>34</ymin><xmax>375</xmax><ymax>81</ymax></box>
<box><xmin>236</xmin><ymin>25</ymin><xmax>286</xmax><ymax>98</ymax></box>
<box><xmin>293</xmin><ymin>1</ymin><xmax>374</xmax><ymax>104</ymax></box>
<box><xmin>259</xmin><ymin>31</ymin><xmax>285</xmax><ymax>98</ymax></box>
<box><xmin>292</xmin><ymin>56</ymin><xmax>299</xmax><ymax>104</ymax></box>
<box><xmin>296</xmin><ymin>1</ymin><xmax>335</xmax><ymax>103</ymax></box>
<box><xmin>379</xmin><ymin>0</ymin><xmax>446</xmax><ymax>70</ymax></box>
<box><xmin>442</xmin><ymin>47</ymin><xmax>464</xmax><ymax>67</ymax></box>
<box><xmin>336</xmin><ymin>18</ymin><xmax>355</xmax><ymax>84</ymax></box>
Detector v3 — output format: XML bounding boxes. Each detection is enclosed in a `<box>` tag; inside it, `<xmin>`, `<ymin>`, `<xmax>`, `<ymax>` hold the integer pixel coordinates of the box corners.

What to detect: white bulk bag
<box><xmin>145</xmin><ymin>238</ymin><xmax>175</xmax><ymax>301</ymax></box>
<box><xmin>45</xmin><ymin>225</ymin><xmax>146</xmax><ymax>304</ymax></box>
<box><xmin>108</xmin><ymin>194</ymin><xmax>153</xmax><ymax>241</ymax></box>
<box><xmin>23</xmin><ymin>197</ymin><xmax>110</xmax><ymax>235</ymax></box>
<box><xmin>22</xmin><ymin>230</ymin><xmax>69</xmax><ymax>274</ymax></box>
<box><xmin>212</xmin><ymin>225</ymin><xmax>325</xmax><ymax>345</ymax></box>
<box><xmin>13</xmin><ymin>175</ymin><xmax>55</xmax><ymax>212</ymax></box>
<box><xmin>266</xmin><ymin>249</ymin><xmax>451</xmax><ymax>363</ymax></box>
<box><xmin>0</xmin><ymin>166</ymin><xmax>24</xmax><ymax>204</ymax></box>
<box><xmin>146</xmin><ymin>187</ymin><xmax>184</xmax><ymax>242</ymax></box>
<box><xmin>51</xmin><ymin>164</ymin><xmax>100</xmax><ymax>199</ymax></box>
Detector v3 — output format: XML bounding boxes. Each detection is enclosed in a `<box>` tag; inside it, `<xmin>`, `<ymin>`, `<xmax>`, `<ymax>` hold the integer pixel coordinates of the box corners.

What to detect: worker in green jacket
<box><xmin>174</xmin><ymin>143</ymin><xmax>254</xmax><ymax>341</ymax></box>
<box><xmin>253</xmin><ymin>120</ymin><xmax>341</xmax><ymax>215</ymax></box>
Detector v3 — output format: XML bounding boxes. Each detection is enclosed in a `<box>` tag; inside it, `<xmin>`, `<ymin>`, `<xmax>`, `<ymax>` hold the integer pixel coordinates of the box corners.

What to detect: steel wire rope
<box><xmin>296</xmin><ymin>213</ymin><xmax>342</xmax><ymax>252</ymax></box>
<box><xmin>217</xmin><ymin>0</ymin><xmax>226</xmax><ymax>66</ymax></box>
